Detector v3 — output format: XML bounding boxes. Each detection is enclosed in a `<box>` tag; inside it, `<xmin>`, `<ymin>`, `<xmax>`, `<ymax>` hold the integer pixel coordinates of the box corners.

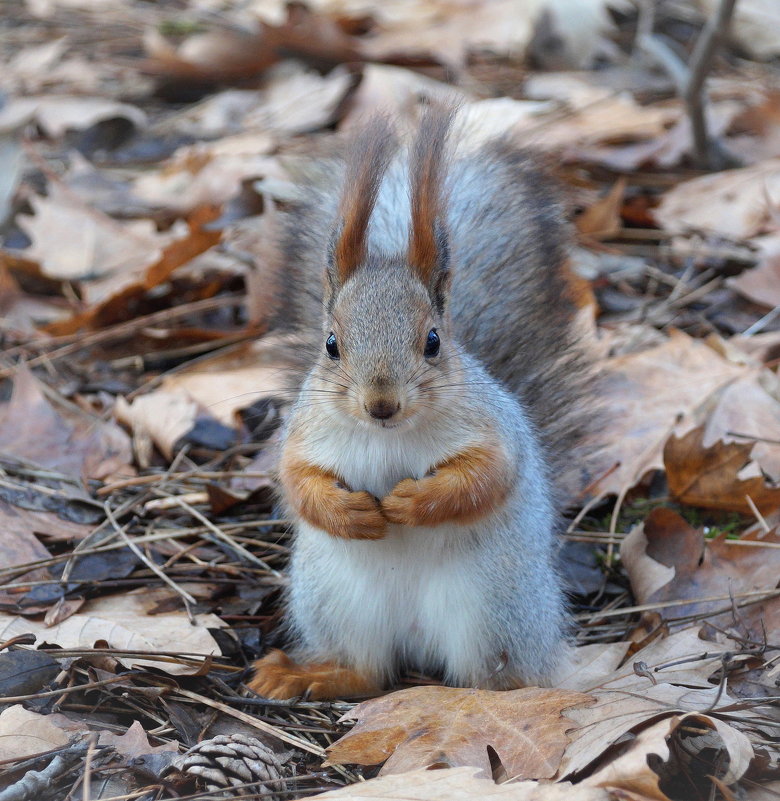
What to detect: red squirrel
<box><xmin>248</xmin><ymin>107</ymin><xmax>590</xmax><ymax>700</ymax></box>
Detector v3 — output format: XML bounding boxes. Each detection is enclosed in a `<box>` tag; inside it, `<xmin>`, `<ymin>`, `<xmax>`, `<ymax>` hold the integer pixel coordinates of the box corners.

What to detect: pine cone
<box><xmin>178</xmin><ymin>734</ymin><xmax>290</xmax><ymax>799</ymax></box>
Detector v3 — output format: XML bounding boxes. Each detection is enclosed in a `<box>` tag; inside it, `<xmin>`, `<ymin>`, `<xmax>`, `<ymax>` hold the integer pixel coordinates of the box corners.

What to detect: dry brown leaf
<box><xmin>620</xmin><ymin>507</ymin><xmax>780</xmax><ymax>639</ymax></box>
<box><xmin>582</xmin><ymin>331</ymin><xmax>744</xmax><ymax>501</ymax></box>
<box><xmin>688</xmin><ymin>370</ymin><xmax>780</xmax><ymax>482</ymax></box>
<box><xmin>576</xmin><ymin>178</ymin><xmax>626</xmax><ymax>240</ymax></box>
<box><xmin>0</xmin><ymin>95</ymin><xmax>145</xmax><ymax>138</ymax></box>
<box><xmin>17</xmin><ymin>181</ymin><xmax>168</xmax><ymax>286</ymax></box>
<box><xmin>523</xmin><ymin>74</ymin><xmax>678</xmax><ymax>150</ymax></box>
<box><xmin>558</xmin><ymin>682</ymin><xmax>748</xmax><ymax>779</ymax></box>
<box><xmin>45</xmin><ymin>205</ymin><xmax>223</xmax><ymax>334</ymax></box>
<box><xmin>341</xmin><ymin>65</ymin><xmax>469</xmax><ymax>130</ymax></box>
<box><xmin>581</xmin><ymin>712</ymin><xmax>752</xmax><ymax>797</ymax></box>
<box><xmin>98</xmin><ymin>720</ymin><xmax>178</xmax><ymax>756</ymax></box>
<box><xmin>361</xmin><ymin>0</ymin><xmax>622</xmax><ymax>70</ymax></box>
<box><xmin>560</xmin><ymin>628</ymin><xmax>729</xmax><ymax>694</ymax></box>
<box><xmin>0</xmin><ymin>368</ymin><xmax>133</xmax><ymax>482</ymax></box>
<box><xmin>664</xmin><ymin>427</ymin><xmax>780</xmax><ymax>515</ymax></box>
<box><xmin>729</xmin><ymin>232</ymin><xmax>780</xmax><ymax>308</ymax></box>
<box><xmin>0</xmin><ymin>705</ymin><xmax>69</xmax><ymax>760</ymax></box>
<box><xmin>653</xmin><ymin>158</ymin><xmax>780</xmax><ymax>239</ymax></box>
<box><xmin>143</xmin><ymin>6</ymin><xmax>362</xmax><ymax>82</ymax></box>
<box><xmin>581</xmin><ymin>716</ymin><xmax>673</xmax><ymax>799</ymax></box>
<box><xmin>312</xmin><ymin>766</ymin><xmax>612</xmax><ymax>800</ymax></box>
<box><xmin>184</xmin><ymin>65</ymin><xmax>353</xmax><ymax>139</ymax></box>
<box><xmin>132</xmin><ymin>138</ymin><xmax>281</xmax><ymax>214</ymax></box>
<box><xmin>326</xmin><ymin>686</ymin><xmax>590</xmax><ymax>778</ymax></box>
<box><xmin>0</xmin><ymin>588</ymin><xmax>225</xmax><ymax>675</ymax></box>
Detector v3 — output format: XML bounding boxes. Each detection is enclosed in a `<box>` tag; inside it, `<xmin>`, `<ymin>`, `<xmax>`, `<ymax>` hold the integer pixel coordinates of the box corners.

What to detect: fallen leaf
<box><xmin>0</xmin><ymin>705</ymin><xmax>69</xmax><ymax>760</ymax></box>
<box><xmin>0</xmin><ymin>650</ymin><xmax>60</xmax><ymax>698</ymax></box>
<box><xmin>0</xmin><ymin>368</ymin><xmax>133</xmax><ymax>482</ymax></box>
<box><xmin>312</xmin><ymin>766</ymin><xmax>612</xmax><ymax>800</ymax></box>
<box><xmin>560</xmin><ymin>628</ymin><xmax>729</xmax><ymax>694</ymax></box>
<box><xmin>0</xmin><ymin>588</ymin><xmax>225</xmax><ymax>675</ymax></box>
<box><xmin>98</xmin><ymin>720</ymin><xmax>178</xmax><ymax>757</ymax></box>
<box><xmin>728</xmin><ymin>232</ymin><xmax>780</xmax><ymax>308</ymax></box>
<box><xmin>690</xmin><ymin>370</ymin><xmax>780</xmax><ymax>482</ymax></box>
<box><xmin>620</xmin><ymin>507</ymin><xmax>780</xmax><ymax>639</ymax></box>
<box><xmin>326</xmin><ymin>685</ymin><xmax>590</xmax><ymax>778</ymax></box>
<box><xmin>362</xmin><ymin>0</ymin><xmax>624</xmax><ymax>70</ymax></box>
<box><xmin>132</xmin><ymin>137</ymin><xmax>281</xmax><ymax>214</ymax></box>
<box><xmin>581</xmin><ymin>716</ymin><xmax>673</xmax><ymax>799</ymax></box>
<box><xmin>179</xmin><ymin>65</ymin><xmax>354</xmax><ymax>140</ymax></box>
<box><xmin>558</xmin><ymin>682</ymin><xmax>752</xmax><ymax>779</ymax></box>
<box><xmin>341</xmin><ymin>64</ymin><xmax>469</xmax><ymax>130</ymax></box>
<box><xmin>581</xmin><ymin>712</ymin><xmax>752</xmax><ymax>797</ymax></box>
<box><xmin>664</xmin><ymin>427</ymin><xmax>780</xmax><ymax>514</ymax></box>
<box><xmin>653</xmin><ymin>158</ymin><xmax>780</xmax><ymax>239</ymax></box>
<box><xmin>582</xmin><ymin>331</ymin><xmax>744</xmax><ymax>501</ymax></box>
<box><xmin>44</xmin><ymin>205</ymin><xmax>223</xmax><ymax>333</ymax></box>
<box><xmin>17</xmin><ymin>180</ymin><xmax>170</xmax><ymax>286</ymax></box>
<box><xmin>0</xmin><ymin>95</ymin><xmax>145</xmax><ymax>138</ymax></box>
<box><xmin>576</xmin><ymin>178</ymin><xmax>626</xmax><ymax>240</ymax></box>
<box><xmin>523</xmin><ymin>73</ymin><xmax>679</xmax><ymax>151</ymax></box>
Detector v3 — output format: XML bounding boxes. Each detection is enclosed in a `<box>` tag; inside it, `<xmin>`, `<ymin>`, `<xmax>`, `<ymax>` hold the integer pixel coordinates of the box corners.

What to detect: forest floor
<box><xmin>0</xmin><ymin>0</ymin><xmax>779</xmax><ymax>799</ymax></box>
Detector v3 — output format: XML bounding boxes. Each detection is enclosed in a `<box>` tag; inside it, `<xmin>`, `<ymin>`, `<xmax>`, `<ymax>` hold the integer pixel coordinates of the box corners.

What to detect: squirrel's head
<box><xmin>312</xmin><ymin>109</ymin><xmax>460</xmax><ymax>429</ymax></box>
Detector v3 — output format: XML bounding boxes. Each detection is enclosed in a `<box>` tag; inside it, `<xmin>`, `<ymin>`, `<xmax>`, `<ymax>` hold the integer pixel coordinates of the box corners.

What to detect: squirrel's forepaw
<box><xmin>248</xmin><ymin>650</ymin><xmax>379</xmax><ymax>700</ymax></box>
<box><xmin>381</xmin><ymin>478</ymin><xmax>425</xmax><ymax>526</ymax></box>
<box><xmin>329</xmin><ymin>489</ymin><xmax>387</xmax><ymax>540</ymax></box>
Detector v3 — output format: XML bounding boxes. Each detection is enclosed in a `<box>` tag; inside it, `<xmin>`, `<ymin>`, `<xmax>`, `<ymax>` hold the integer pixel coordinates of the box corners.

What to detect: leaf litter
<box><xmin>0</xmin><ymin>1</ymin><xmax>779</xmax><ymax>800</ymax></box>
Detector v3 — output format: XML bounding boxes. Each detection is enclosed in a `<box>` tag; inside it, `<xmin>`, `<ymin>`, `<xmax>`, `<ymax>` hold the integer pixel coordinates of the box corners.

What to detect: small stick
<box><xmin>103</xmin><ymin>501</ymin><xmax>197</xmax><ymax>609</ymax></box>
<box><xmin>684</xmin><ymin>0</ymin><xmax>739</xmax><ymax>169</ymax></box>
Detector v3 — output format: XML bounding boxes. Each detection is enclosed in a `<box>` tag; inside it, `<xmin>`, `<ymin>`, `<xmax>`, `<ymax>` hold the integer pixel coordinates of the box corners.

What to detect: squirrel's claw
<box><xmin>248</xmin><ymin>650</ymin><xmax>380</xmax><ymax>700</ymax></box>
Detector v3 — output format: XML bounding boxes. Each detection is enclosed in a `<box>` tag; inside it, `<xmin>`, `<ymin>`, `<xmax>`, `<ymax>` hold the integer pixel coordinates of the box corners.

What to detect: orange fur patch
<box><xmin>381</xmin><ymin>443</ymin><xmax>512</xmax><ymax>527</ymax></box>
<box><xmin>333</xmin><ymin>119</ymin><xmax>395</xmax><ymax>283</ymax></box>
<box><xmin>280</xmin><ymin>444</ymin><xmax>387</xmax><ymax>540</ymax></box>
<box><xmin>248</xmin><ymin>650</ymin><xmax>380</xmax><ymax>700</ymax></box>
<box><xmin>408</xmin><ymin>106</ymin><xmax>452</xmax><ymax>284</ymax></box>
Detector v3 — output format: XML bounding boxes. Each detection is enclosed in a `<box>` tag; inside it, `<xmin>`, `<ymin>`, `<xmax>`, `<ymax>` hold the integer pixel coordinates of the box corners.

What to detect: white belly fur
<box><xmin>288</xmin><ymin>417</ymin><xmax>493</xmax><ymax>682</ymax></box>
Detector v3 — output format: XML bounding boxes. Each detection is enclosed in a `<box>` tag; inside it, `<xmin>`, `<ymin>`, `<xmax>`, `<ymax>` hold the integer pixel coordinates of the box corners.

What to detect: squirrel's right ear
<box><xmin>408</xmin><ymin>105</ymin><xmax>454</xmax><ymax>313</ymax></box>
<box><xmin>327</xmin><ymin>119</ymin><xmax>396</xmax><ymax>296</ymax></box>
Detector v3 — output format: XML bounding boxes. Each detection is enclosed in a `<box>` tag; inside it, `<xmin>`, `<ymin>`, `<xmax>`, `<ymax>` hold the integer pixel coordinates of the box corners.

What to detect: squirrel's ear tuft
<box><xmin>408</xmin><ymin>104</ymin><xmax>453</xmax><ymax>296</ymax></box>
<box><xmin>330</xmin><ymin>118</ymin><xmax>396</xmax><ymax>288</ymax></box>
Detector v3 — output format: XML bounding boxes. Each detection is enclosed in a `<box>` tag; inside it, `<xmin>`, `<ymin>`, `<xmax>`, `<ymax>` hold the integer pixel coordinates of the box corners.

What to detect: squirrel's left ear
<box><xmin>408</xmin><ymin>105</ymin><xmax>453</xmax><ymax>314</ymax></box>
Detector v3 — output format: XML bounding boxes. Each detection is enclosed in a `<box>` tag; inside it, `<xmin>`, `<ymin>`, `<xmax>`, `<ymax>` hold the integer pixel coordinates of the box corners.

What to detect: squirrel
<box><xmin>247</xmin><ymin>106</ymin><xmax>590</xmax><ymax>700</ymax></box>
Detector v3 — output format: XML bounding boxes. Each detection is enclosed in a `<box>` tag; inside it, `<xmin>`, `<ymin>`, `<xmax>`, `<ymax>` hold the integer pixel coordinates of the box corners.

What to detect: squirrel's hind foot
<box><xmin>248</xmin><ymin>649</ymin><xmax>381</xmax><ymax>700</ymax></box>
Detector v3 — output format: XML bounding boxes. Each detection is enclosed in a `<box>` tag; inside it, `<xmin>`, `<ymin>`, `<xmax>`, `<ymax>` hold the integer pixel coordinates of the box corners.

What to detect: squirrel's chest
<box><xmin>305</xmin><ymin>425</ymin><xmax>453</xmax><ymax>498</ymax></box>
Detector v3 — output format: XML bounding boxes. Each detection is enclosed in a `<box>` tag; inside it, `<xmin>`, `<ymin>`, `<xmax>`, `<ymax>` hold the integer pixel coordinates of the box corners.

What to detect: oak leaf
<box><xmin>664</xmin><ymin>427</ymin><xmax>780</xmax><ymax>515</ymax></box>
<box><xmin>326</xmin><ymin>685</ymin><xmax>590</xmax><ymax>779</ymax></box>
<box><xmin>620</xmin><ymin>507</ymin><xmax>780</xmax><ymax>640</ymax></box>
<box><xmin>312</xmin><ymin>766</ymin><xmax>611</xmax><ymax>800</ymax></box>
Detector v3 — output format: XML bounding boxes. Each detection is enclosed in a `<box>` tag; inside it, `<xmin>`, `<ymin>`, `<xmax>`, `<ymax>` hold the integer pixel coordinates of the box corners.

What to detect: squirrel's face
<box><xmin>312</xmin><ymin>260</ymin><xmax>458</xmax><ymax>429</ymax></box>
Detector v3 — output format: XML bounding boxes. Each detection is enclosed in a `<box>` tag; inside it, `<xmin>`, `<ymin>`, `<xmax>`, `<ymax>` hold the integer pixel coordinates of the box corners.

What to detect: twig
<box><xmin>81</xmin><ymin>734</ymin><xmax>98</xmax><ymax>801</ymax></box>
<box><xmin>153</xmin><ymin>489</ymin><xmax>280</xmax><ymax>575</ymax></box>
<box><xmin>684</xmin><ymin>0</ymin><xmax>739</xmax><ymax>169</ymax></box>
<box><xmin>0</xmin><ymin>753</ymin><xmax>81</xmax><ymax>801</ymax></box>
<box><xmin>173</xmin><ymin>688</ymin><xmax>326</xmax><ymax>757</ymax></box>
<box><xmin>103</xmin><ymin>501</ymin><xmax>197</xmax><ymax>609</ymax></box>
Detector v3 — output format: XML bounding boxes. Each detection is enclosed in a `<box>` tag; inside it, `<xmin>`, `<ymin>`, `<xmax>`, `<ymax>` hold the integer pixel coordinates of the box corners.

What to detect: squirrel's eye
<box><xmin>424</xmin><ymin>328</ymin><xmax>440</xmax><ymax>358</ymax></box>
<box><xmin>325</xmin><ymin>332</ymin><xmax>340</xmax><ymax>359</ymax></box>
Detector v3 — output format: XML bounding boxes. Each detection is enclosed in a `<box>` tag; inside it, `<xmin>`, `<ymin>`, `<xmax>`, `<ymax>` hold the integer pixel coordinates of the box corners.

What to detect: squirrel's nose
<box><xmin>365</xmin><ymin>399</ymin><xmax>400</xmax><ymax>420</ymax></box>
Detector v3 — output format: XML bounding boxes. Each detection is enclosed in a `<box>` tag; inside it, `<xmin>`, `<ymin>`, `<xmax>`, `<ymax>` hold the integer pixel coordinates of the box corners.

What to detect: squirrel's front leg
<box><xmin>381</xmin><ymin>442</ymin><xmax>512</xmax><ymax>527</ymax></box>
<box><xmin>280</xmin><ymin>444</ymin><xmax>387</xmax><ymax>540</ymax></box>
